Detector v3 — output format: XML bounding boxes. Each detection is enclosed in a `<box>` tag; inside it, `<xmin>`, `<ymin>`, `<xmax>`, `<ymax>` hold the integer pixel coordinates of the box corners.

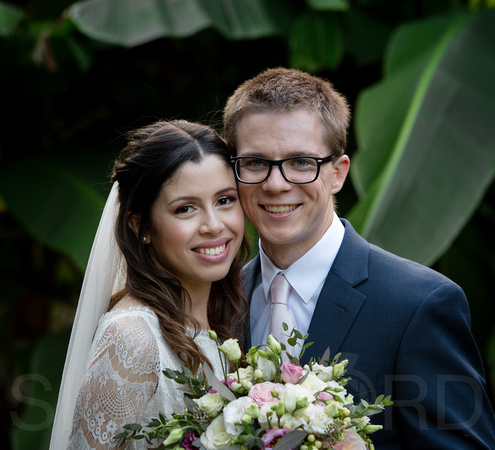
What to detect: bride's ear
<box><xmin>128</xmin><ymin>213</ymin><xmax>150</xmax><ymax>243</ymax></box>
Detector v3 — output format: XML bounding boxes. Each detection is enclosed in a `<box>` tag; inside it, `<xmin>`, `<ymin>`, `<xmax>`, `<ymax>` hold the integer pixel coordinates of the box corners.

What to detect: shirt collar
<box><xmin>260</xmin><ymin>213</ymin><xmax>345</xmax><ymax>304</ymax></box>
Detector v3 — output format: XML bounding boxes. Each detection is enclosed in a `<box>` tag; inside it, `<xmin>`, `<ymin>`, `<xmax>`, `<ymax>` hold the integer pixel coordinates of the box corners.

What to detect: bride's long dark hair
<box><xmin>110</xmin><ymin>119</ymin><xmax>250</xmax><ymax>374</ymax></box>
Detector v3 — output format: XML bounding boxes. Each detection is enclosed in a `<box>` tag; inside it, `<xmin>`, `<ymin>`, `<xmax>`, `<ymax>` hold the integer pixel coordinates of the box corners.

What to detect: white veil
<box><xmin>49</xmin><ymin>182</ymin><xmax>126</xmax><ymax>449</ymax></box>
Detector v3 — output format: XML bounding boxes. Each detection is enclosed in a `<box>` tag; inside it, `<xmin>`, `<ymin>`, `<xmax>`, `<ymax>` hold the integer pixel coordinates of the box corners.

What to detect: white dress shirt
<box><xmin>250</xmin><ymin>213</ymin><xmax>345</xmax><ymax>350</ymax></box>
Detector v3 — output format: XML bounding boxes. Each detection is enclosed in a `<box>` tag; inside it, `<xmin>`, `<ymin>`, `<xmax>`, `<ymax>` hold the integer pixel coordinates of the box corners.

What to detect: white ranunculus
<box><xmin>223</xmin><ymin>396</ymin><xmax>254</xmax><ymax>435</ymax></box>
<box><xmin>279</xmin><ymin>412</ymin><xmax>307</xmax><ymax>431</ymax></box>
<box><xmin>302</xmin><ymin>404</ymin><xmax>334</xmax><ymax>434</ymax></box>
<box><xmin>194</xmin><ymin>393</ymin><xmax>224</xmax><ymax>418</ymax></box>
<box><xmin>200</xmin><ymin>415</ymin><xmax>233</xmax><ymax>450</ymax></box>
<box><xmin>257</xmin><ymin>403</ymin><xmax>278</xmax><ymax>430</ymax></box>
<box><xmin>257</xmin><ymin>356</ymin><xmax>276</xmax><ymax>381</ymax></box>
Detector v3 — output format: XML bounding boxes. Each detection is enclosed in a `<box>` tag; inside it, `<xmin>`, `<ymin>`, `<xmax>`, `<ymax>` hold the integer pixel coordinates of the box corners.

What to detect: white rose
<box><xmin>309</xmin><ymin>363</ymin><xmax>334</xmax><ymax>382</ymax></box>
<box><xmin>218</xmin><ymin>339</ymin><xmax>242</xmax><ymax>362</ymax></box>
<box><xmin>257</xmin><ymin>356</ymin><xmax>276</xmax><ymax>381</ymax></box>
<box><xmin>353</xmin><ymin>416</ymin><xmax>370</xmax><ymax>428</ymax></box>
<box><xmin>223</xmin><ymin>397</ymin><xmax>254</xmax><ymax>435</ymax></box>
<box><xmin>194</xmin><ymin>393</ymin><xmax>224</xmax><ymax>418</ymax></box>
<box><xmin>282</xmin><ymin>383</ymin><xmax>312</xmax><ymax>413</ymax></box>
<box><xmin>301</xmin><ymin>371</ymin><xmax>328</xmax><ymax>395</ymax></box>
<box><xmin>200</xmin><ymin>415</ymin><xmax>233</xmax><ymax>450</ymax></box>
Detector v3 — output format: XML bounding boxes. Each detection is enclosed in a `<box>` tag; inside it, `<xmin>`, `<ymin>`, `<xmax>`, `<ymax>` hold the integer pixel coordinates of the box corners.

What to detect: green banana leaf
<box><xmin>0</xmin><ymin>157</ymin><xmax>108</xmax><ymax>271</ymax></box>
<box><xmin>10</xmin><ymin>329</ymin><xmax>70</xmax><ymax>450</ymax></box>
<box><xmin>0</xmin><ymin>1</ymin><xmax>23</xmax><ymax>36</ymax></box>
<box><xmin>290</xmin><ymin>11</ymin><xmax>344</xmax><ymax>71</ymax></box>
<box><xmin>68</xmin><ymin>0</ymin><xmax>295</xmax><ymax>46</ymax></box>
<box><xmin>348</xmin><ymin>8</ymin><xmax>495</xmax><ymax>266</ymax></box>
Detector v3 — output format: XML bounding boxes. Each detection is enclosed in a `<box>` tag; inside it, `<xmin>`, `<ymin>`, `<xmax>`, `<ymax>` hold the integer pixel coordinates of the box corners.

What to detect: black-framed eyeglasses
<box><xmin>230</xmin><ymin>154</ymin><xmax>335</xmax><ymax>184</ymax></box>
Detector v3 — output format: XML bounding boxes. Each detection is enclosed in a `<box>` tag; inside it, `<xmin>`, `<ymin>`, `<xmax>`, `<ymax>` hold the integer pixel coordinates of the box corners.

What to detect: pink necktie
<box><xmin>269</xmin><ymin>274</ymin><xmax>293</xmax><ymax>352</ymax></box>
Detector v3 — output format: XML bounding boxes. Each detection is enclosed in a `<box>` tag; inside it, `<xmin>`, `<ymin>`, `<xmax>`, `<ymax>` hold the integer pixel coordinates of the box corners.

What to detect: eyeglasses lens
<box><xmin>236</xmin><ymin>157</ymin><xmax>318</xmax><ymax>184</ymax></box>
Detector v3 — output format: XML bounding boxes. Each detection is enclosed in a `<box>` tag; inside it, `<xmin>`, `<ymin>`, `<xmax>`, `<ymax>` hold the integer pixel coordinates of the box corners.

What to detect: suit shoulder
<box><xmin>367</xmin><ymin>242</ymin><xmax>465</xmax><ymax>299</ymax></box>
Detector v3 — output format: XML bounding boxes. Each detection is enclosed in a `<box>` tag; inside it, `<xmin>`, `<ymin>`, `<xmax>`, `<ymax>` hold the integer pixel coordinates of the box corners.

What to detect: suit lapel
<box><xmin>305</xmin><ymin>219</ymin><xmax>369</xmax><ymax>362</ymax></box>
<box><xmin>243</xmin><ymin>255</ymin><xmax>261</xmax><ymax>307</ymax></box>
<box><xmin>242</xmin><ymin>256</ymin><xmax>261</xmax><ymax>349</ymax></box>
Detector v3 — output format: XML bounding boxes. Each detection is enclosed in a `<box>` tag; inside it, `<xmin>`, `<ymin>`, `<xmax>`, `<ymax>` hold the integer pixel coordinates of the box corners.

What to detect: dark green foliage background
<box><xmin>1</xmin><ymin>1</ymin><xmax>494</xmax><ymax>448</ymax></box>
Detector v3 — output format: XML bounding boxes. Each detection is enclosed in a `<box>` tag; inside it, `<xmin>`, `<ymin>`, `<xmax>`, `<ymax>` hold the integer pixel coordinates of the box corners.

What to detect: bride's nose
<box><xmin>199</xmin><ymin>210</ymin><xmax>225</xmax><ymax>235</ymax></box>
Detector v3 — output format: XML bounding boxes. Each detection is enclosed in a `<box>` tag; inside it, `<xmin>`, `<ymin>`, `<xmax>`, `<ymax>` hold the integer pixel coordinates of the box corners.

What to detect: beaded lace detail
<box><xmin>68</xmin><ymin>306</ymin><xmax>223</xmax><ymax>449</ymax></box>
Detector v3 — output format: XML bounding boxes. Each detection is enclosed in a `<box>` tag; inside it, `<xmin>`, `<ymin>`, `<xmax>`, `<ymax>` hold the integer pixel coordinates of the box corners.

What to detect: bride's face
<box><xmin>146</xmin><ymin>155</ymin><xmax>245</xmax><ymax>292</ymax></box>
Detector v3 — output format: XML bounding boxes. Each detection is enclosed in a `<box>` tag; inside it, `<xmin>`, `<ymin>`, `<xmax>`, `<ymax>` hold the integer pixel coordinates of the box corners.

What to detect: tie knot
<box><xmin>270</xmin><ymin>274</ymin><xmax>290</xmax><ymax>306</ymax></box>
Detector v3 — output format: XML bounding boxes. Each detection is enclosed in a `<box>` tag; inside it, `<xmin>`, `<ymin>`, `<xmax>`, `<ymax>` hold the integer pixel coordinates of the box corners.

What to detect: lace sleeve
<box><xmin>68</xmin><ymin>314</ymin><xmax>160</xmax><ymax>449</ymax></box>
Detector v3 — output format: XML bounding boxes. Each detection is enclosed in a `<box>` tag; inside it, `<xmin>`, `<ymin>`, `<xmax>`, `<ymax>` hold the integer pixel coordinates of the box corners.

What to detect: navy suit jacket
<box><xmin>243</xmin><ymin>219</ymin><xmax>495</xmax><ymax>449</ymax></box>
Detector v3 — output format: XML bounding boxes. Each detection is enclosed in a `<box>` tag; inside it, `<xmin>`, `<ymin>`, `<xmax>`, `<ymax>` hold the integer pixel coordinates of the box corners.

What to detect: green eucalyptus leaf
<box><xmin>203</xmin><ymin>364</ymin><xmax>236</xmax><ymax>401</ymax></box>
<box><xmin>319</xmin><ymin>347</ymin><xmax>331</xmax><ymax>364</ymax></box>
<box><xmin>273</xmin><ymin>429</ymin><xmax>307</xmax><ymax>450</ymax></box>
<box><xmin>113</xmin><ymin>432</ymin><xmax>128</xmax><ymax>439</ymax></box>
<box><xmin>184</xmin><ymin>396</ymin><xmax>198</xmax><ymax>414</ymax></box>
<box><xmin>183</xmin><ymin>366</ymin><xmax>195</xmax><ymax>379</ymax></box>
<box><xmin>123</xmin><ymin>423</ymin><xmax>143</xmax><ymax>431</ymax></box>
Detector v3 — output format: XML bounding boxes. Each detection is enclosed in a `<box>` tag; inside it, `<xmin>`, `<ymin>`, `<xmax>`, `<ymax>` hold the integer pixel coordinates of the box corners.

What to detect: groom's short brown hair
<box><xmin>223</xmin><ymin>67</ymin><xmax>350</xmax><ymax>157</ymax></box>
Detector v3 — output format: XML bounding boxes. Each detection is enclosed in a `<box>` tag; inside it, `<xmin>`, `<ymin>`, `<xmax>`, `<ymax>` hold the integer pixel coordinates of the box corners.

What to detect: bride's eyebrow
<box><xmin>168</xmin><ymin>187</ymin><xmax>238</xmax><ymax>206</ymax></box>
<box><xmin>215</xmin><ymin>186</ymin><xmax>238</xmax><ymax>196</ymax></box>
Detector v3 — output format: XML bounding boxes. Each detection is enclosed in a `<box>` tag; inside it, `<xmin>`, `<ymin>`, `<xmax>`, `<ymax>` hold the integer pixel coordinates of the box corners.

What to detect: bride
<box><xmin>50</xmin><ymin>120</ymin><xmax>249</xmax><ymax>449</ymax></box>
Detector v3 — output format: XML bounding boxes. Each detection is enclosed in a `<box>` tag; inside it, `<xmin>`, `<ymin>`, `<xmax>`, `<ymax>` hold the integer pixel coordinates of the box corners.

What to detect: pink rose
<box><xmin>280</xmin><ymin>361</ymin><xmax>303</xmax><ymax>384</ymax></box>
<box><xmin>333</xmin><ymin>429</ymin><xmax>367</xmax><ymax>450</ymax></box>
<box><xmin>316</xmin><ymin>390</ymin><xmax>333</xmax><ymax>407</ymax></box>
<box><xmin>248</xmin><ymin>381</ymin><xmax>285</xmax><ymax>406</ymax></box>
<box><xmin>261</xmin><ymin>428</ymin><xmax>290</xmax><ymax>449</ymax></box>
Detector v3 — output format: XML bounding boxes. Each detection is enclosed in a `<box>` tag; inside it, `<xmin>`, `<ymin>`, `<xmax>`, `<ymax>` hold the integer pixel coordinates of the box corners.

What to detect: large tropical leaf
<box><xmin>0</xmin><ymin>1</ymin><xmax>23</xmax><ymax>36</ymax></box>
<box><xmin>0</xmin><ymin>158</ymin><xmax>108</xmax><ymax>270</ymax></box>
<box><xmin>348</xmin><ymin>8</ymin><xmax>495</xmax><ymax>266</ymax></box>
<box><xmin>289</xmin><ymin>11</ymin><xmax>344</xmax><ymax>71</ymax></box>
<box><xmin>10</xmin><ymin>329</ymin><xmax>70</xmax><ymax>450</ymax></box>
<box><xmin>68</xmin><ymin>0</ymin><xmax>295</xmax><ymax>46</ymax></box>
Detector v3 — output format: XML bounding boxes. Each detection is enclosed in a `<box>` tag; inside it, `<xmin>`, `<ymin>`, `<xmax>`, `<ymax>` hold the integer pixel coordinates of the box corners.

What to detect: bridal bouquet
<box><xmin>115</xmin><ymin>328</ymin><xmax>391</xmax><ymax>450</ymax></box>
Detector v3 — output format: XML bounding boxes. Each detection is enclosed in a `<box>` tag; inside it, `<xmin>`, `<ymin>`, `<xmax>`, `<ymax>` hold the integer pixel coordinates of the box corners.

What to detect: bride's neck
<box><xmin>185</xmin><ymin>284</ymin><xmax>211</xmax><ymax>330</ymax></box>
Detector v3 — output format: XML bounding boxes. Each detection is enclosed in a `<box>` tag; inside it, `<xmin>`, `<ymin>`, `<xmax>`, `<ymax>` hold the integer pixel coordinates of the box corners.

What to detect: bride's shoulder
<box><xmin>96</xmin><ymin>295</ymin><xmax>158</xmax><ymax>337</ymax></box>
<box><xmin>93</xmin><ymin>299</ymin><xmax>160</xmax><ymax>356</ymax></box>
<box><xmin>104</xmin><ymin>295</ymin><xmax>156</xmax><ymax>320</ymax></box>
<box><xmin>110</xmin><ymin>293</ymin><xmax>144</xmax><ymax>311</ymax></box>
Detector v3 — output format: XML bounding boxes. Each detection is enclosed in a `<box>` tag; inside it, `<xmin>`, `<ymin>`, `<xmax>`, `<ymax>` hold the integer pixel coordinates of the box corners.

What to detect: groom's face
<box><xmin>235</xmin><ymin>109</ymin><xmax>348</xmax><ymax>267</ymax></box>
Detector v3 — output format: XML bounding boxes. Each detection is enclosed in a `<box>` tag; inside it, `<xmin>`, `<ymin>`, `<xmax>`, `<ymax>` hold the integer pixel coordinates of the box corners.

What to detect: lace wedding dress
<box><xmin>67</xmin><ymin>305</ymin><xmax>224</xmax><ymax>449</ymax></box>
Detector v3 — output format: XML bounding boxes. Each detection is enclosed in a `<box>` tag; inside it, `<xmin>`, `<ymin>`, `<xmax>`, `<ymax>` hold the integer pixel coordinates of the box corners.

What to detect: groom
<box><xmin>223</xmin><ymin>67</ymin><xmax>495</xmax><ymax>448</ymax></box>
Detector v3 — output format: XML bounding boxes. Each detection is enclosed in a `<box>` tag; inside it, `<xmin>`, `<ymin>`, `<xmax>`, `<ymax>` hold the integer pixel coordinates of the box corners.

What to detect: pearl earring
<box><xmin>142</xmin><ymin>236</ymin><xmax>147</xmax><ymax>243</ymax></box>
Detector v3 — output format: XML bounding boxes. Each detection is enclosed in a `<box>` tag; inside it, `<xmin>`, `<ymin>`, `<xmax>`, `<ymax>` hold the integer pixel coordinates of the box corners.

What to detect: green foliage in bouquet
<box><xmin>114</xmin><ymin>327</ymin><xmax>392</xmax><ymax>450</ymax></box>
